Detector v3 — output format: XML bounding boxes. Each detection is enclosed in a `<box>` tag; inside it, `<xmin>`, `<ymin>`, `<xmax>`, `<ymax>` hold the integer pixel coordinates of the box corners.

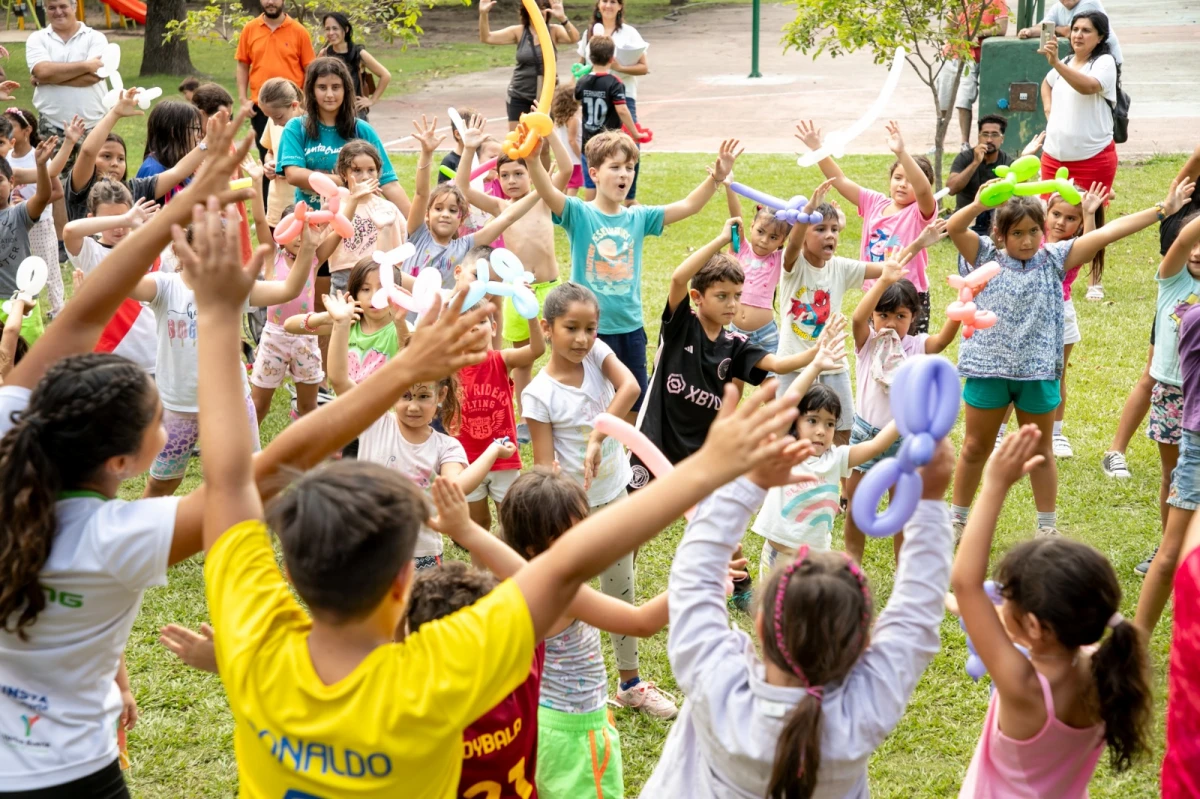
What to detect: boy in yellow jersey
<box><xmin>184</xmin><ymin>197</ymin><xmax>808</xmax><ymax>798</ymax></box>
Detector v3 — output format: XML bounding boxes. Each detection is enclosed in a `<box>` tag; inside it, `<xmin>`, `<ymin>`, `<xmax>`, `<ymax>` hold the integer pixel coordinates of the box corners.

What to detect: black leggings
<box><xmin>1</xmin><ymin>760</ymin><xmax>129</xmax><ymax>799</ymax></box>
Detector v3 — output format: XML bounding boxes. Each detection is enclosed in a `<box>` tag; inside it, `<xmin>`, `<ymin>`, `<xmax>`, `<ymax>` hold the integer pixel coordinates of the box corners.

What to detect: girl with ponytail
<box><xmin>954</xmin><ymin>425</ymin><xmax>1151</xmax><ymax>797</ymax></box>
<box><xmin>642</xmin><ymin>435</ymin><xmax>956</xmax><ymax>799</ymax></box>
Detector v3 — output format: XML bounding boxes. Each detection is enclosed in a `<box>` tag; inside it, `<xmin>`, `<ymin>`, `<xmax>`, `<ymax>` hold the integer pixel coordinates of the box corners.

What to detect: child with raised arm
<box><xmin>947</xmin><ymin>178</ymin><xmax>1195</xmax><ymax>539</ymax></box>
<box><xmin>64</xmin><ymin>181</ymin><xmax>159</xmax><ymax>374</ymax></box>
<box><xmin>1135</xmin><ymin>210</ymin><xmax>1200</xmax><ymax>635</ymax></box>
<box><xmin>527</xmin><ymin>129</ymin><xmax>740</xmax><ymax>418</ymax></box>
<box><xmin>721</xmin><ymin>175</ymin><xmax>794</xmax><ymax>355</ymax></box>
<box><xmin>752</xmin><ymin>337</ymin><xmax>899</xmax><ymax>572</ymax></box>
<box><xmin>404</xmin><ymin>115</ymin><xmax>541</xmax><ymax>290</ymax></box>
<box><xmin>796</xmin><ymin>119</ymin><xmax>939</xmax><ymax>331</ymax></box>
<box><xmin>643</xmin><ymin>435</ymin><xmax>955</xmax><ymax>799</ymax></box>
<box><xmin>0</xmin><ymin>112</ymin><xmax>360</xmax><ymax>796</ymax></box>
<box><xmin>132</xmin><ymin>222</ymin><xmax>316</xmax><ymax>499</ymax></box>
<box><xmin>775</xmin><ymin>180</ymin><xmax>926</xmax><ymax>443</ymax></box>
<box><xmin>953</xmin><ymin>426</ymin><xmax>1151</xmax><ymax>795</ymax></box>
<box><xmin>0</xmin><ymin>137</ymin><xmax>56</xmax><ymax>344</ymax></box>
<box><xmin>192</xmin><ymin>183</ymin><xmax>804</xmax><ymax>797</ymax></box>
<box><xmin>456</xmin><ymin>113</ymin><xmax>572</xmax><ymax>431</ymax></box>
<box><xmin>843</xmin><ymin>220</ymin><xmax>958</xmax><ymax>562</ymax></box>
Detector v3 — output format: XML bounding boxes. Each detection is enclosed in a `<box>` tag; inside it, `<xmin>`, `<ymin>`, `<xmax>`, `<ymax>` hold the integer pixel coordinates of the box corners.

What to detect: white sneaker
<box><xmin>1052</xmin><ymin>433</ymin><xmax>1073</xmax><ymax>458</ymax></box>
<box><xmin>1085</xmin><ymin>284</ymin><xmax>1105</xmax><ymax>301</ymax></box>
<box><xmin>614</xmin><ymin>680</ymin><xmax>678</xmax><ymax>719</ymax></box>
<box><xmin>953</xmin><ymin>519</ymin><xmax>966</xmax><ymax>545</ymax></box>
<box><xmin>1102</xmin><ymin>451</ymin><xmax>1132</xmax><ymax>479</ymax></box>
<box><xmin>1036</xmin><ymin>526</ymin><xmax>1061</xmax><ymax>538</ymax></box>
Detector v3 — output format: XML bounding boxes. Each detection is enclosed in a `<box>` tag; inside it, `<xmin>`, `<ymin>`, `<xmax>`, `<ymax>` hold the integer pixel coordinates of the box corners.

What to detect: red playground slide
<box><xmin>100</xmin><ymin>0</ymin><xmax>146</xmax><ymax>25</ymax></box>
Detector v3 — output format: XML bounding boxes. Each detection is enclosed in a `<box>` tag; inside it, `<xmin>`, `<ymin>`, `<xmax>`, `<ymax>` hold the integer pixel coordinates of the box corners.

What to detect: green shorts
<box><xmin>535</xmin><ymin>705</ymin><xmax>623</xmax><ymax>799</ymax></box>
<box><xmin>503</xmin><ymin>278</ymin><xmax>561</xmax><ymax>343</ymax></box>
<box><xmin>963</xmin><ymin>376</ymin><xmax>1061</xmax><ymax>415</ymax></box>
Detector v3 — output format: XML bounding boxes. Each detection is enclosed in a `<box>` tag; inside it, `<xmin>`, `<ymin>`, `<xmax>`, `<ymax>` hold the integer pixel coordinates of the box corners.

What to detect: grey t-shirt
<box><xmin>0</xmin><ymin>204</ymin><xmax>34</xmax><ymax>297</ymax></box>
<box><xmin>1044</xmin><ymin>0</ymin><xmax>1123</xmax><ymax>64</ymax></box>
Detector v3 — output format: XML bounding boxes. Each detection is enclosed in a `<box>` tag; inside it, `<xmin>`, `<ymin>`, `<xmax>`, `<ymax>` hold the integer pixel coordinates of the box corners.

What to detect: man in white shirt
<box><xmin>25</xmin><ymin>0</ymin><xmax>108</xmax><ymax>140</ymax></box>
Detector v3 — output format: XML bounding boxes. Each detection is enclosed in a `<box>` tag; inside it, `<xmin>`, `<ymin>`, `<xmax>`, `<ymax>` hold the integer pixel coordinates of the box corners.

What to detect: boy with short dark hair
<box><xmin>527</xmin><ymin>128</ymin><xmax>741</xmax><ymax>421</ymax></box>
<box><xmin>575</xmin><ymin>35</ymin><xmax>637</xmax><ymax>196</ymax></box>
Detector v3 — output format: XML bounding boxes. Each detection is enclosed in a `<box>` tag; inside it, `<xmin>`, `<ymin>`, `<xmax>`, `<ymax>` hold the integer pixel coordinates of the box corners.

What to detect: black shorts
<box><xmin>1</xmin><ymin>760</ymin><xmax>129</xmax><ymax>799</ymax></box>
<box><xmin>506</xmin><ymin>94</ymin><xmax>537</xmax><ymax>123</ymax></box>
<box><xmin>317</xmin><ymin>262</ymin><xmax>331</xmax><ymax>278</ymax></box>
<box><xmin>598</xmin><ymin>327</ymin><xmax>649</xmax><ymax>412</ymax></box>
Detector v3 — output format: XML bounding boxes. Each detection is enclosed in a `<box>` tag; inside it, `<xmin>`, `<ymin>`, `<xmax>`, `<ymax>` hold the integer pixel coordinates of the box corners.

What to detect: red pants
<box><xmin>1041</xmin><ymin>139</ymin><xmax>1118</xmax><ymax>194</ymax></box>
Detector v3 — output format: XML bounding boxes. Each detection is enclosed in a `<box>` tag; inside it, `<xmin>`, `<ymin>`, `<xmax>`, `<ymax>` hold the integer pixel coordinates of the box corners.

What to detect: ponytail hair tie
<box><xmin>1107</xmin><ymin>612</ymin><xmax>1125</xmax><ymax>629</ymax></box>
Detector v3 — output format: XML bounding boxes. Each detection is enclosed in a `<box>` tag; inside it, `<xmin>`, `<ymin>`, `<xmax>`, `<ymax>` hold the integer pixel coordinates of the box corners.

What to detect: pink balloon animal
<box><xmin>273</xmin><ymin>172</ymin><xmax>354</xmax><ymax>244</ymax></box>
<box><xmin>946</xmin><ymin>261</ymin><xmax>1001</xmax><ymax>339</ymax></box>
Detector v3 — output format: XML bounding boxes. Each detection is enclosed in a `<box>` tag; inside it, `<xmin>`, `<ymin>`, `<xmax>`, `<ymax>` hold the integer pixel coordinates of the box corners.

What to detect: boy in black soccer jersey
<box><xmin>575</xmin><ymin>35</ymin><xmax>638</xmax><ymax>201</ymax></box>
<box><xmin>628</xmin><ymin>217</ymin><xmax>848</xmax><ymax>607</ymax></box>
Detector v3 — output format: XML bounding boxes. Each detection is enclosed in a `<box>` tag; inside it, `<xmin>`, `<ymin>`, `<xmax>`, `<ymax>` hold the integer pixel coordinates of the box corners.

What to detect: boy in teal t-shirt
<box><xmin>528</xmin><ymin>130</ymin><xmax>739</xmax><ymax>414</ymax></box>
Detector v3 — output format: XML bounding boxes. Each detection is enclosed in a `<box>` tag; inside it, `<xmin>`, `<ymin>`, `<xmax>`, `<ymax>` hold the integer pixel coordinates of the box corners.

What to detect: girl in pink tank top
<box><xmin>952</xmin><ymin>427</ymin><xmax>1153</xmax><ymax>798</ymax></box>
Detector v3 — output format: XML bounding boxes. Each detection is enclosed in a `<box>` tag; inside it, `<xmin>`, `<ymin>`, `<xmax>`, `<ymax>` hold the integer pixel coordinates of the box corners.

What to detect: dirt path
<box><xmin>375</xmin><ymin>0</ymin><xmax>1199</xmax><ymax>157</ymax></box>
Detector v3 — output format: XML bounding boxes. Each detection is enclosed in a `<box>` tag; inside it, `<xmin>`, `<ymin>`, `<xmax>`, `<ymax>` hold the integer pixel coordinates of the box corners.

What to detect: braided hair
<box><xmin>0</xmin><ymin>354</ymin><xmax>157</xmax><ymax>639</ymax></box>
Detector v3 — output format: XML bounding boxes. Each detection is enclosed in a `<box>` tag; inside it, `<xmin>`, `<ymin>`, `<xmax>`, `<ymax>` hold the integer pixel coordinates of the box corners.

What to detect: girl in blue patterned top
<box><xmin>946</xmin><ymin>179</ymin><xmax>1195</xmax><ymax>539</ymax></box>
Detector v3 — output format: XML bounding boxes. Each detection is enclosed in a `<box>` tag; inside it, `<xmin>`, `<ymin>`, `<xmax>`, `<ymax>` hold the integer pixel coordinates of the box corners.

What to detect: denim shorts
<box><xmin>850</xmin><ymin>414</ymin><xmax>902</xmax><ymax>472</ymax></box>
<box><xmin>599</xmin><ymin>327</ymin><xmax>648</xmax><ymax>411</ymax></box>
<box><xmin>1169</xmin><ymin>429</ymin><xmax>1200</xmax><ymax>511</ymax></box>
<box><xmin>729</xmin><ymin>319</ymin><xmax>780</xmax><ymax>355</ymax></box>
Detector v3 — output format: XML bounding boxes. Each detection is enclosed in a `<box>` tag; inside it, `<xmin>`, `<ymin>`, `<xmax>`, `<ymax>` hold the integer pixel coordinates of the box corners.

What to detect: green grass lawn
<box><xmin>109</xmin><ymin>149</ymin><xmax>1182</xmax><ymax>797</ymax></box>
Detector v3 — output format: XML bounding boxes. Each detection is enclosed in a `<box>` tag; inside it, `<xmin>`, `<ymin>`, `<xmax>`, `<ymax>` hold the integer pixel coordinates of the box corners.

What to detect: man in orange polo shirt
<box><xmin>236</xmin><ymin>0</ymin><xmax>315</xmax><ymax>161</ymax></box>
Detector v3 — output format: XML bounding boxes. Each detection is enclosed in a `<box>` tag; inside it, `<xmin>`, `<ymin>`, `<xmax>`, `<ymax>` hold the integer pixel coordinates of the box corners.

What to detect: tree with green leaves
<box><xmin>783</xmin><ymin>0</ymin><xmax>1002</xmax><ymax>189</ymax></box>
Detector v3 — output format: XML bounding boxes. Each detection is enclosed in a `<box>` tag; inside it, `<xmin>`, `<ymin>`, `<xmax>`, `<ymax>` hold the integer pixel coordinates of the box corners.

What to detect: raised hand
<box><xmin>113</xmin><ymin>87</ymin><xmax>143</xmax><ymax>119</ymax></box>
<box><xmin>241</xmin><ymin>155</ymin><xmax>265</xmax><ymax>182</ymax></box>
<box><xmin>914</xmin><ymin>217</ymin><xmax>949</xmax><ymax>250</ymax></box>
<box><xmin>985</xmin><ymin>424</ymin><xmax>1045</xmax><ymax>488</ymax></box>
<box><xmin>549</xmin><ymin>0</ymin><xmax>567</xmax><ymax>21</ymax></box>
<box><xmin>1163</xmin><ymin>177</ymin><xmax>1197</xmax><ymax>217</ymax></box>
<box><xmin>812</xmin><ymin>332</ymin><xmax>848</xmax><ymax>373</ymax></box>
<box><xmin>879</xmin><ymin>256</ymin><xmax>907</xmax><ymax>285</ymax></box>
<box><xmin>401</xmin><ymin>292</ymin><xmax>494</xmax><ymax>384</ymax></box>
<box><xmin>884</xmin><ymin>120</ymin><xmax>906</xmax><ymax>155</ymax></box>
<box><xmin>63</xmin><ymin>115</ymin><xmax>85</xmax><ymax>144</ymax></box>
<box><xmin>816</xmin><ymin>311</ymin><xmax>847</xmax><ymax>345</ymax></box>
<box><xmin>804</xmin><ymin>176</ymin><xmax>837</xmax><ymax>213</ymax></box>
<box><xmin>712</xmin><ymin>138</ymin><xmax>743</xmax><ymax>184</ymax></box>
<box><xmin>479</xmin><ymin>0</ymin><xmax>497</xmax><ymax>13</ymax></box>
<box><xmin>1081</xmin><ymin>182</ymin><xmax>1113</xmax><ymax>215</ymax></box>
<box><xmin>462</xmin><ymin>113</ymin><xmax>487</xmax><ymax>150</ymax></box>
<box><xmin>746</xmin><ymin>436</ymin><xmax>818</xmax><ymax>490</ymax></box>
<box><xmin>174</xmin><ymin>197</ymin><xmax>271</xmax><ymax>313</ymax></box>
<box><xmin>348</xmin><ymin>175</ymin><xmax>379</xmax><ymax>200</ymax></box>
<box><xmin>158</xmin><ymin>623</ymin><xmax>218</xmax><ymax>673</ymax></box>
<box><xmin>695</xmin><ymin>381</ymin><xmax>803</xmax><ymax>483</ymax></box>
<box><xmin>322</xmin><ymin>290</ymin><xmax>361</xmax><ymax>324</ymax></box>
<box><xmin>794</xmin><ymin>120</ymin><xmax>823</xmax><ymax>152</ymax></box>
<box><xmin>428</xmin><ymin>476</ymin><xmax>475</xmax><ymax>539</ymax></box>
<box><xmin>126</xmin><ymin>197</ymin><xmax>159</xmax><ymax>228</ymax></box>
<box><xmin>412</xmin><ymin>114</ymin><xmax>445</xmax><ymax>155</ymax></box>
<box><xmin>33</xmin><ymin>136</ymin><xmax>57</xmax><ymax>166</ymax></box>
<box><xmin>0</xmin><ymin>80</ymin><xmax>19</xmax><ymax>101</ymax></box>
<box><xmin>1020</xmin><ymin>131</ymin><xmax>1046</xmax><ymax>157</ymax></box>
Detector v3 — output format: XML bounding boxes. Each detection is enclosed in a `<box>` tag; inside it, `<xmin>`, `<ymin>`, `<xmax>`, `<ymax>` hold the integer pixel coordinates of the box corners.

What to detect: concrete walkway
<box><xmin>375</xmin><ymin>0</ymin><xmax>1199</xmax><ymax>157</ymax></box>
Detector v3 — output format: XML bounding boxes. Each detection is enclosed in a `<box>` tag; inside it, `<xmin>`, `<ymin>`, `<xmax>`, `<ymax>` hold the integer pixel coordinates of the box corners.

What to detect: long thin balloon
<box><xmin>798</xmin><ymin>46</ymin><xmax>907</xmax><ymax>167</ymax></box>
<box><xmin>729</xmin><ymin>182</ymin><xmax>823</xmax><ymax>225</ymax></box>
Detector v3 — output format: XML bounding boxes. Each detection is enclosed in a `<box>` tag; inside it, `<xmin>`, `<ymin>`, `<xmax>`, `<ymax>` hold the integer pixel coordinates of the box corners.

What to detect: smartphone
<box><xmin>1040</xmin><ymin>21</ymin><xmax>1055</xmax><ymax>49</ymax></box>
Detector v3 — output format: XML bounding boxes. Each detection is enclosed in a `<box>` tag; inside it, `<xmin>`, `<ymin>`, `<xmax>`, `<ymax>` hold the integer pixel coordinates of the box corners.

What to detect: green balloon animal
<box><xmin>979</xmin><ymin>155</ymin><xmax>1082</xmax><ymax>207</ymax></box>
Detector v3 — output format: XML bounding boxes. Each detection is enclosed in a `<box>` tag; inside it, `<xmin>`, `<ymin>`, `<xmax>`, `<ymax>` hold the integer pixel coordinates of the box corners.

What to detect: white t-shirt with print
<box><xmin>148</xmin><ymin>272</ymin><xmax>248</xmax><ymax>412</ymax></box>
<box><xmin>0</xmin><ymin>387</ymin><xmax>180</xmax><ymax>789</ymax></box>
<box><xmin>521</xmin><ymin>339</ymin><xmax>631</xmax><ymax>506</ymax></box>
<box><xmin>752</xmin><ymin>445</ymin><xmax>851</xmax><ymax>551</ymax></box>
<box><xmin>358</xmin><ymin>412</ymin><xmax>469</xmax><ymax>557</ymax></box>
<box><xmin>777</xmin><ymin>255</ymin><xmax>867</xmax><ymax>374</ymax></box>
<box><xmin>69</xmin><ymin>237</ymin><xmax>157</xmax><ymax>374</ymax></box>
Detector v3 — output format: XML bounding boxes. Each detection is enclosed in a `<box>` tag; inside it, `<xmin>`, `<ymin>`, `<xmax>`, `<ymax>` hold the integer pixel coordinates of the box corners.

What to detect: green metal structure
<box><xmin>978</xmin><ymin>0</ymin><xmax>1069</xmax><ymax>154</ymax></box>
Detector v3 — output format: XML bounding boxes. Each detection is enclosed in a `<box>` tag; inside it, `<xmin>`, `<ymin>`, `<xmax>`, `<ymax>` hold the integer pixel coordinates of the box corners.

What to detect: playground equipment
<box><xmin>6</xmin><ymin>0</ymin><xmax>144</xmax><ymax>31</ymax></box>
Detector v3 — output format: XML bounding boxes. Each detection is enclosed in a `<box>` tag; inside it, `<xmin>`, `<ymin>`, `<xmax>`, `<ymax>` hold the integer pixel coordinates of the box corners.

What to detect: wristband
<box><xmin>302</xmin><ymin>312</ymin><xmax>316</xmax><ymax>333</ymax></box>
<box><xmin>1155</xmin><ymin>202</ymin><xmax>1167</xmax><ymax>221</ymax></box>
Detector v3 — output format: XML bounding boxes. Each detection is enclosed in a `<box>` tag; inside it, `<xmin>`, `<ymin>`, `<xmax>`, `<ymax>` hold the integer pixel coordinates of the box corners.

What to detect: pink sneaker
<box><xmin>614</xmin><ymin>680</ymin><xmax>678</xmax><ymax>719</ymax></box>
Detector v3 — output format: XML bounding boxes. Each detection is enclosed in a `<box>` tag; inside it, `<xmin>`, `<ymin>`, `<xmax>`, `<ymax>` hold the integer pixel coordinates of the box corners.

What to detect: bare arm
<box><xmin>848</xmin><ymin>421</ymin><xmax>899</xmax><ymax>468</ymax></box>
<box><xmin>613</xmin><ymin>53</ymin><xmax>649</xmax><ymax>78</ymax></box>
<box><xmin>501</xmin><ymin>311</ymin><xmax>545</xmax><ymax>369</ymax></box>
<box><xmin>528</xmin><ymin>418</ymin><xmax>555</xmax><ymax>466</ymax></box>
<box><xmin>327</xmin><ymin>315</ymin><xmax>356</xmax><ymax>395</ymax></box>
<box><xmin>247</xmin><ymin>227</ymin><xmax>315</xmax><ymax>306</ymax></box>
<box><xmin>670</xmin><ymin>220</ymin><xmax>736</xmax><ymax>311</ymax></box>
<box><xmin>544</xmin><ymin>123</ymin><xmax>576</xmax><ymax>192</ymax></box>
<box><xmin>1040</xmin><ymin>76</ymin><xmax>1053</xmax><ymax>117</ymax></box>
<box><xmin>886</xmin><ymin>121</ymin><xmax>936</xmax><ymax>218</ymax></box>
<box><xmin>24</xmin><ymin>139</ymin><xmax>56</xmax><ymax>223</ymax></box>
<box><xmin>925</xmin><ymin>316</ymin><xmax>963</xmax><ymax>353</ymax></box>
<box><xmin>455</xmin><ymin>441</ymin><xmax>514</xmax><ymax>494</ymax></box>
<box><xmin>795</xmin><ymin>120</ymin><xmax>863</xmax><ymax>206</ymax></box>
<box><xmin>236</xmin><ymin>61</ymin><xmax>250</xmax><ymax>107</ymax></box>
<box><xmin>1071</xmin><ymin>180</ymin><xmax>1196</xmax><ymax>272</ymax></box>
<box><xmin>46</xmin><ymin>117</ymin><xmax>84</xmax><ymax>179</ymax></box>
<box><xmin>947</xmin><ymin>198</ymin><xmax>984</xmax><ymax>267</ymax></box>
<box><xmin>152</xmin><ymin>142</ymin><xmax>209</xmax><ymax>200</ymax></box>
<box><xmin>478</xmin><ymin>1</ymin><xmax>522</xmax><ymax>46</ymax></box>
<box><xmin>73</xmin><ymin>91</ymin><xmax>143</xmax><ymax>191</ymax></box>
<box><xmin>524</xmin><ymin>138</ymin><xmax>567</xmax><ymax>216</ymax></box>
<box><xmin>945</xmin><ymin>148</ymin><xmax>986</xmax><ymax>196</ymax></box>
<box><xmin>406</xmin><ymin>115</ymin><xmax>443</xmax><ymax>237</ymax></box>
<box><xmin>662</xmin><ymin>139</ymin><xmax>739</xmax><ymax>227</ymax></box>
<box><xmin>455</xmin><ymin>135</ymin><xmax>505</xmax><ymax>216</ymax></box>
<box><xmin>1159</xmin><ymin>208</ymin><xmax>1200</xmax><ymax>282</ymax></box>
<box><xmin>31</xmin><ymin>57</ymin><xmax>99</xmax><ymax>84</ymax></box>
<box><xmin>360</xmin><ymin>50</ymin><xmax>391</xmax><ymax>105</ymax></box>
<box><xmin>1041</xmin><ymin>42</ymin><xmax>1104</xmax><ymax>95</ymax></box>
<box><xmin>0</xmin><ymin>298</ymin><xmax>26</xmax><ymax>380</ymax></box>
<box><xmin>473</xmin><ymin>189</ymin><xmax>542</xmax><ymax>246</ymax></box>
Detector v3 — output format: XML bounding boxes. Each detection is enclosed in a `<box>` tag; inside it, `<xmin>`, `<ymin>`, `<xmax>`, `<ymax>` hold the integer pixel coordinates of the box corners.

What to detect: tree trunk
<box><xmin>140</xmin><ymin>0</ymin><xmax>194</xmax><ymax>77</ymax></box>
<box><xmin>929</xmin><ymin>61</ymin><xmax>964</xmax><ymax>193</ymax></box>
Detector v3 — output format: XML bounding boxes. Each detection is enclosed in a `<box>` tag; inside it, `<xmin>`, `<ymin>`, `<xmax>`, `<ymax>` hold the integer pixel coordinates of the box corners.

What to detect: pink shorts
<box><xmin>250</xmin><ymin>323</ymin><xmax>325</xmax><ymax>389</ymax></box>
<box><xmin>567</xmin><ymin>164</ymin><xmax>584</xmax><ymax>189</ymax></box>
